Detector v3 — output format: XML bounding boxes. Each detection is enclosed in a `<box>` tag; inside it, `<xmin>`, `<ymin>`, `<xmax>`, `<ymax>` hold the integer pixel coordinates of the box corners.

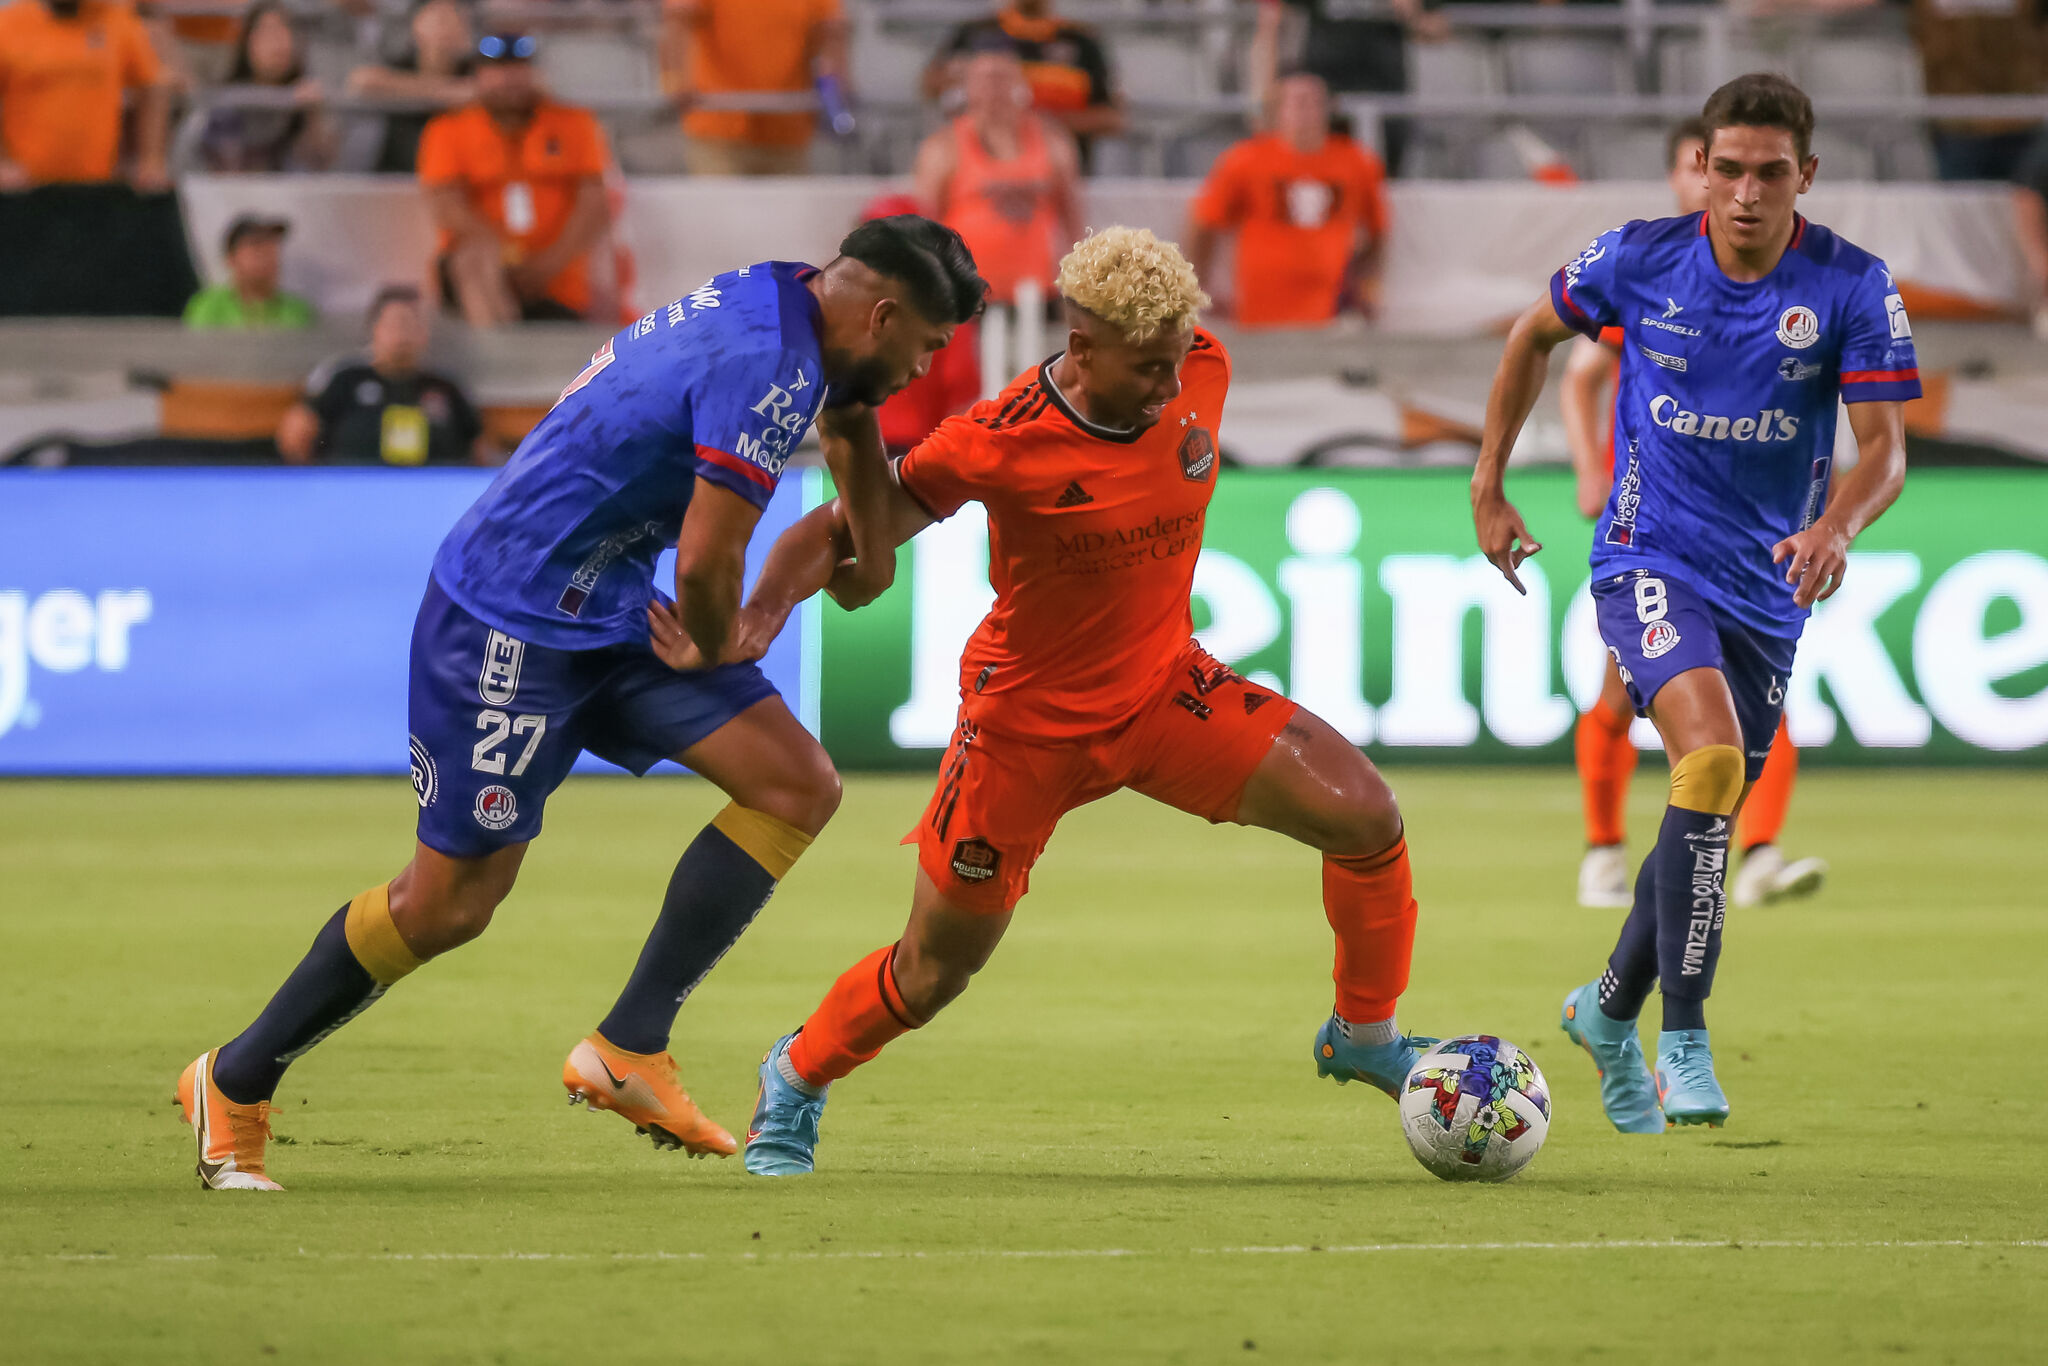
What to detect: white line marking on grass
<box><xmin>20</xmin><ymin>1239</ymin><xmax>2045</xmax><ymax>1265</ymax></box>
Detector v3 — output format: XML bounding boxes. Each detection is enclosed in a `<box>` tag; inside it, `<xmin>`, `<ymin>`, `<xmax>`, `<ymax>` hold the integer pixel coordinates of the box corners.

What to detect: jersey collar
<box><xmin>1040</xmin><ymin>354</ymin><xmax>1144</xmax><ymax>444</ymax></box>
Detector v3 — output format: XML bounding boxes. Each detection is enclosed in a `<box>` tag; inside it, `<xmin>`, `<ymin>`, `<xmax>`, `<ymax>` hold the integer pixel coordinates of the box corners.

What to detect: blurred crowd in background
<box><xmin>6</xmin><ymin>0</ymin><xmax>2048</xmax><ymax>465</ymax></box>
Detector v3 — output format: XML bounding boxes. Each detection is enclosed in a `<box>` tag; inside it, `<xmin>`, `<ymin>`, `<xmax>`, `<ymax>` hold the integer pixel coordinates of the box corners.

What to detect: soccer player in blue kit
<box><xmin>1470</xmin><ymin>75</ymin><xmax>1914</xmax><ymax>1131</ymax></box>
<box><xmin>176</xmin><ymin>216</ymin><xmax>986</xmax><ymax>1190</ymax></box>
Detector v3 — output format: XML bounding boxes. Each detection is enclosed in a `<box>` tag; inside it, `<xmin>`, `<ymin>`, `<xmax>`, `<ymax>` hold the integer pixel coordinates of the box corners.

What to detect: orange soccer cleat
<box><xmin>562</xmin><ymin>1033</ymin><xmax>736</xmax><ymax>1157</ymax></box>
<box><xmin>176</xmin><ymin>1050</ymin><xmax>284</xmax><ymax>1191</ymax></box>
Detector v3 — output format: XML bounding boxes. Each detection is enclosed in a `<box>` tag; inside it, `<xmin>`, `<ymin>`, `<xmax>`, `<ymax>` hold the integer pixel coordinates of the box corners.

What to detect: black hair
<box><xmin>367</xmin><ymin>284</ymin><xmax>422</xmax><ymax>328</ymax></box>
<box><xmin>226</xmin><ymin>0</ymin><xmax>305</xmax><ymax>85</ymax></box>
<box><xmin>1665</xmin><ymin>116</ymin><xmax>1711</xmax><ymax>171</ymax></box>
<box><xmin>836</xmin><ymin>215</ymin><xmax>987</xmax><ymax>325</ymax></box>
<box><xmin>1701</xmin><ymin>73</ymin><xmax>1814</xmax><ymax>162</ymax></box>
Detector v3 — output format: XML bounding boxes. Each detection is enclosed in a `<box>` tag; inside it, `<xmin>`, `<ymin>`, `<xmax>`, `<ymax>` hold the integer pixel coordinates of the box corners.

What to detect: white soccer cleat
<box><xmin>1733</xmin><ymin>845</ymin><xmax>1828</xmax><ymax>908</ymax></box>
<box><xmin>1577</xmin><ymin>845</ymin><xmax>1632</xmax><ymax>908</ymax></box>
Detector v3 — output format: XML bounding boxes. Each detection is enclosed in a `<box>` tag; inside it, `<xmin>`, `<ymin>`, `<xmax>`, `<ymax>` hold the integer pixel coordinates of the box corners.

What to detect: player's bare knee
<box><xmin>389</xmin><ymin>859</ymin><xmax>514</xmax><ymax>958</ymax></box>
<box><xmin>387</xmin><ymin>888</ymin><xmax>496</xmax><ymax>958</ymax></box>
<box><xmin>1326</xmin><ymin>777</ymin><xmax>1403</xmax><ymax>858</ymax></box>
<box><xmin>742</xmin><ymin>760</ymin><xmax>841</xmax><ymax>838</ymax></box>
<box><xmin>797</xmin><ymin>760</ymin><xmax>844</xmax><ymax>833</ymax></box>
<box><xmin>1351</xmin><ymin>798</ymin><xmax>1405</xmax><ymax>858</ymax></box>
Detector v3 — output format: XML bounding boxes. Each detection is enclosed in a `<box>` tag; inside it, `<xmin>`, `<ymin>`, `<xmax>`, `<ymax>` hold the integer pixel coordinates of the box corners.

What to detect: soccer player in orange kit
<box><xmin>713</xmin><ymin>226</ymin><xmax>1438</xmax><ymax>1175</ymax></box>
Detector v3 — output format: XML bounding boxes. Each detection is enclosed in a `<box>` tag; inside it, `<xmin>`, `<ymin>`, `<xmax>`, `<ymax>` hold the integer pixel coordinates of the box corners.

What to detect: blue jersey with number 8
<box><xmin>1550</xmin><ymin>212</ymin><xmax>1919</xmax><ymax>635</ymax></box>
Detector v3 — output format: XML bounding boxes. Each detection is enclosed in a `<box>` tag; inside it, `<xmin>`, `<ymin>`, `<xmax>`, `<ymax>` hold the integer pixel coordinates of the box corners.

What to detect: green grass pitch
<box><xmin>3</xmin><ymin>770</ymin><xmax>2044</xmax><ymax>1364</ymax></box>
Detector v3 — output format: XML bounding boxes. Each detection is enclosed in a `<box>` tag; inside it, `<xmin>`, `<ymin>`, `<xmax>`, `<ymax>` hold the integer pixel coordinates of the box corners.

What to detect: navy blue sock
<box><xmin>1653</xmin><ymin>804</ymin><xmax>1730</xmax><ymax>1033</ymax></box>
<box><xmin>597</xmin><ymin>825</ymin><xmax>780</xmax><ymax>1054</ymax></box>
<box><xmin>213</xmin><ymin>906</ymin><xmax>382</xmax><ymax>1104</ymax></box>
<box><xmin>1598</xmin><ymin>855</ymin><xmax>1659</xmax><ymax>1022</ymax></box>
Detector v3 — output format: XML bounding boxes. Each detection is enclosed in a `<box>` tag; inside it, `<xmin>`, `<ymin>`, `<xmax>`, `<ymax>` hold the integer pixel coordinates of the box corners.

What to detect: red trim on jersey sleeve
<box><xmin>1549</xmin><ymin>269</ymin><xmax>1601</xmax><ymax>340</ymax></box>
<box><xmin>1841</xmin><ymin>368</ymin><xmax>1919</xmax><ymax>385</ymax></box>
<box><xmin>695</xmin><ymin>444</ymin><xmax>775</xmax><ymax>491</ymax></box>
<box><xmin>1598</xmin><ymin>326</ymin><xmax>1624</xmax><ymax>348</ymax></box>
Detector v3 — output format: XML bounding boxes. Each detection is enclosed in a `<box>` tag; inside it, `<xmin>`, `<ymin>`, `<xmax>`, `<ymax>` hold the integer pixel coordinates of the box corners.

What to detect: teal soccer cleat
<box><xmin>1656</xmin><ymin>1029</ymin><xmax>1731</xmax><ymax>1128</ymax></box>
<box><xmin>1560</xmin><ymin>981</ymin><xmax>1665</xmax><ymax>1134</ymax></box>
<box><xmin>743</xmin><ymin>1032</ymin><xmax>829</xmax><ymax>1176</ymax></box>
<box><xmin>1312</xmin><ymin>1015</ymin><xmax>1436</xmax><ymax>1098</ymax></box>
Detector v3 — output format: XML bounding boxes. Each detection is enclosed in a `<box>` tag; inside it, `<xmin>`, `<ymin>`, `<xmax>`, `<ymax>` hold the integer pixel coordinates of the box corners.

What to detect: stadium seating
<box><xmin>1584</xmin><ymin>125</ymin><xmax>1672</xmax><ymax>182</ymax></box>
<box><xmin>1499</xmin><ymin>36</ymin><xmax>1630</xmax><ymax>98</ymax></box>
<box><xmin>129</xmin><ymin>0</ymin><xmax>2027</xmax><ymax>184</ymax></box>
<box><xmin>1410</xmin><ymin>38</ymin><xmax>1501</xmax><ymax>102</ymax></box>
<box><xmin>537</xmin><ymin>32</ymin><xmax>662</xmax><ymax>107</ymax></box>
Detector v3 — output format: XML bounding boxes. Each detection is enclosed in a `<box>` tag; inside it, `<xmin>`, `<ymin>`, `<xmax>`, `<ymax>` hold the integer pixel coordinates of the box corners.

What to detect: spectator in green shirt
<box><xmin>184</xmin><ymin>214</ymin><xmax>318</xmax><ymax>330</ymax></box>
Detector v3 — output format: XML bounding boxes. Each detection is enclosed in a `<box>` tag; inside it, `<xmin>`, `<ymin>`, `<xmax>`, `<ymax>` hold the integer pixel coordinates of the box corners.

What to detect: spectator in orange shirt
<box><xmin>914</xmin><ymin>48</ymin><xmax>1082</xmax><ymax>308</ymax></box>
<box><xmin>661</xmin><ymin>0</ymin><xmax>849</xmax><ymax>176</ymax></box>
<box><xmin>0</xmin><ymin>0</ymin><xmax>170</xmax><ymax>190</ymax></box>
<box><xmin>417</xmin><ymin>32</ymin><xmax>616</xmax><ymax>326</ymax></box>
<box><xmin>1185</xmin><ymin>71</ymin><xmax>1390</xmax><ymax>330</ymax></box>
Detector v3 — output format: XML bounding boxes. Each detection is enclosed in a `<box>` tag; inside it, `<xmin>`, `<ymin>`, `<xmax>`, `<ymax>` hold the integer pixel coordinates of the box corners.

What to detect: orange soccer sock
<box><xmin>1575</xmin><ymin>705</ymin><xmax>1639</xmax><ymax>848</ymax></box>
<box><xmin>1324</xmin><ymin>838</ymin><xmax>1420</xmax><ymax>1025</ymax></box>
<box><xmin>1738</xmin><ymin>715</ymin><xmax>1799</xmax><ymax>850</ymax></box>
<box><xmin>786</xmin><ymin>943</ymin><xmax>925</xmax><ymax>1088</ymax></box>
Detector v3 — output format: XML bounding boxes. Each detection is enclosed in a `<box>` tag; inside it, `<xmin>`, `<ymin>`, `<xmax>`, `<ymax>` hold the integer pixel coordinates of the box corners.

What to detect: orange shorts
<box><xmin>911</xmin><ymin>640</ymin><xmax>1299</xmax><ymax>913</ymax></box>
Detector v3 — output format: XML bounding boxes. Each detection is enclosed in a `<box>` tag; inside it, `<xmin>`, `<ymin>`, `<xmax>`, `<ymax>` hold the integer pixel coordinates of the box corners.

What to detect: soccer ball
<box><xmin>1398</xmin><ymin>1035</ymin><xmax>1551</xmax><ymax>1182</ymax></box>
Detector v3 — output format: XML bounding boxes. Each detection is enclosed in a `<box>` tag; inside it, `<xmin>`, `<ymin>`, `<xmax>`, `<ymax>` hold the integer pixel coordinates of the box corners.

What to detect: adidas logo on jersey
<box><xmin>1055</xmin><ymin>481</ymin><xmax>1095</xmax><ymax>508</ymax></box>
<box><xmin>1648</xmin><ymin>395</ymin><xmax>1800</xmax><ymax>443</ymax></box>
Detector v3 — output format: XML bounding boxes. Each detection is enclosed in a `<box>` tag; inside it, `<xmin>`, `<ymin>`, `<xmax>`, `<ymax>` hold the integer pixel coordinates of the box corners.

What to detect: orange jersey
<box><xmin>894</xmin><ymin>330</ymin><xmax>1232</xmax><ymax>741</ymax></box>
<box><xmin>0</xmin><ymin>0</ymin><xmax>161</xmax><ymax>184</ymax></box>
<box><xmin>940</xmin><ymin>115</ymin><xmax>1062</xmax><ymax>306</ymax></box>
<box><xmin>672</xmin><ymin>0</ymin><xmax>840</xmax><ymax>148</ymax></box>
<box><xmin>1190</xmin><ymin>133</ymin><xmax>1388</xmax><ymax>329</ymax></box>
<box><xmin>416</xmin><ymin>102</ymin><xmax>610</xmax><ymax>314</ymax></box>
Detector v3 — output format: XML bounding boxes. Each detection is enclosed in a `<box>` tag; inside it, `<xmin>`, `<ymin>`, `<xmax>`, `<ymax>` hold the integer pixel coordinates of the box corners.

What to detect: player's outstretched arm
<box><xmin>816</xmin><ymin>402</ymin><xmax>905</xmax><ymax>609</ymax></box>
<box><xmin>1772</xmin><ymin>399</ymin><xmax>1907</xmax><ymax>609</ymax></box>
<box><xmin>1472</xmin><ymin>294</ymin><xmax>1577</xmax><ymax>593</ymax></box>
<box><xmin>665</xmin><ymin>478</ymin><xmax>764</xmax><ymax>669</ymax></box>
<box><xmin>741</xmin><ymin>482</ymin><xmax>934</xmax><ymax>639</ymax></box>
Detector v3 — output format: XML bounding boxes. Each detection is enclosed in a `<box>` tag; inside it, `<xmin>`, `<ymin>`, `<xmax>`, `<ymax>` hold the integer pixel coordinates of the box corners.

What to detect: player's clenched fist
<box><xmin>1772</xmin><ymin>520</ymin><xmax>1851</xmax><ymax>609</ymax></box>
<box><xmin>1471</xmin><ymin>488</ymin><xmax>1543</xmax><ymax>596</ymax></box>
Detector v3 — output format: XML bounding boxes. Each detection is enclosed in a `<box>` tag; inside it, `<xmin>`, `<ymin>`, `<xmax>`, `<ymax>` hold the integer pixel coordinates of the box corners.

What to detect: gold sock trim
<box><xmin>343</xmin><ymin>883</ymin><xmax>423</xmax><ymax>985</ymax></box>
<box><xmin>1669</xmin><ymin>743</ymin><xmax>1745</xmax><ymax>816</ymax></box>
<box><xmin>711</xmin><ymin>802</ymin><xmax>814</xmax><ymax>880</ymax></box>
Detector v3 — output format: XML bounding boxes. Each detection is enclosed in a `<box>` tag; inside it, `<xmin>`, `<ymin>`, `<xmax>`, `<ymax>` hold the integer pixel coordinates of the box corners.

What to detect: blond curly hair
<box><xmin>1054</xmin><ymin>226</ymin><xmax>1210</xmax><ymax>343</ymax></box>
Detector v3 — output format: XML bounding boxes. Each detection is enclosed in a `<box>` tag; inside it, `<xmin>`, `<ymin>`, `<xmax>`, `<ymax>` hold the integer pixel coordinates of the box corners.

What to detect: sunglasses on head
<box><xmin>477</xmin><ymin>34</ymin><xmax>536</xmax><ymax>60</ymax></box>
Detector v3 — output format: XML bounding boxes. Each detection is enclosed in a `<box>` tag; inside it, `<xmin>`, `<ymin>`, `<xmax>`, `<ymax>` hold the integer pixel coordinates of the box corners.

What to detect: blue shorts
<box><xmin>1591</xmin><ymin>569</ymin><xmax>1799</xmax><ymax>782</ymax></box>
<box><xmin>407</xmin><ymin>577</ymin><xmax>778</xmax><ymax>858</ymax></box>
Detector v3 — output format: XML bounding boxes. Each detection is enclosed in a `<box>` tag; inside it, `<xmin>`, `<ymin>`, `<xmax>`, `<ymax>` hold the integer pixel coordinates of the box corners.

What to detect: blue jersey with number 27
<box><xmin>1550</xmin><ymin>212</ymin><xmax>1919</xmax><ymax>636</ymax></box>
<box><xmin>432</xmin><ymin>260</ymin><xmax>828</xmax><ymax>650</ymax></box>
